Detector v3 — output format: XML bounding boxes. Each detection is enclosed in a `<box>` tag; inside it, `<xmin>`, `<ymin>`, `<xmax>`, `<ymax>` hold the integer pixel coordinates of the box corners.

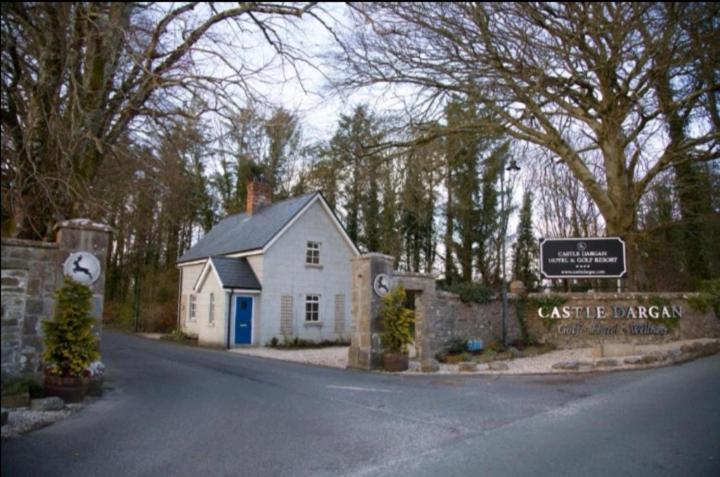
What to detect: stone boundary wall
<box><xmin>523</xmin><ymin>292</ymin><xmax>720</xmax><ymax>349</ymax></box>
<box><xmin>393</xmin><ymin>271</ymin><xmax>523</xmax><ymax>360</ymax></box>
<box><xmin>1</xmin><ymin>239</ymin><xmax>60</xmax><ymax>379</ymax></box>
<box><xmin>422</xmin><ymin>291</ymin><xmax>521</xmax><ymax>360</ymax></box>
<box><xmin>1</xmin><ymin>220</ymin><xmax>112</xmax><ymax>383</ymax></box>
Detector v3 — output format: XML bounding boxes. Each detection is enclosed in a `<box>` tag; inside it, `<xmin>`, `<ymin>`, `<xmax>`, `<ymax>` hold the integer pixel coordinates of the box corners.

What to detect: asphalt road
<box><xmin>3</xmin><ymin>331</ymin><xmax>719</xmax><ymax>477</ymax></box>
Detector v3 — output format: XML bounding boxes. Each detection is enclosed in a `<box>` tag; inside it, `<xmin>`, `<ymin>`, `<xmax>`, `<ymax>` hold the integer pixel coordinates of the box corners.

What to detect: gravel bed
<box><xmin>229</xmin><ymin>346</ymin><xmax>349</xmax><ymax>368</ymax></box>
<box><xmin>406</xmin><ymin>338</ymin><xmax>720</xmax><ymax>375</ymax></box>
<box><xmin>228</xmin><ymin>338</ymin><xmax>719</xmax><ymax>375</ymax></box>
<box><xmin>1</xmin><ymin>403</ymin><xmax>84</xmax><ymax>440</ymax></box>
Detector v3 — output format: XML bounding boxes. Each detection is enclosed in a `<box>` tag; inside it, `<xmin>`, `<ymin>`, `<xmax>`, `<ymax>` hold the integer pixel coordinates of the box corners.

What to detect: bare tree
<box><xmin>1</xmin><ymin>2</ymin><xmax>318</xmax><ymax>239</ymax></box>
<box><xmin>331</xmin><ymin>2</ymin><xmax>719</xmax><ymax>288</ymax></box>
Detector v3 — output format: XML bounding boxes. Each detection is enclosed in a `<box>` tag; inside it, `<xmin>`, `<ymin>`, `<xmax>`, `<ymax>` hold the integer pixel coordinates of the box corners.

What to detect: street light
<box><xmin>500</xmin><ymin>157</ymin><xmax>520</xmax><ymax>346</ymax></box>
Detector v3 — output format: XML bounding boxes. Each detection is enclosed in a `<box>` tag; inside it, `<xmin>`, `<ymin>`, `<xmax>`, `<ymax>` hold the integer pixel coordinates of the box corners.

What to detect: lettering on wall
<box><xmin>538</xmin><ymin>305</ymin><xmax>681</xmax><ymax>336</ymax></box>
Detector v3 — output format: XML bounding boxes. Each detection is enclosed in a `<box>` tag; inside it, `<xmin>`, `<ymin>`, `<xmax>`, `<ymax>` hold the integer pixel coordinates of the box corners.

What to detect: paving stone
<box><xmin>595</xmin><ymin>359</ymin><xmax>618</xmax><ymax>368</ymax></box>
<box><xmin>458</xmin><ymin>362</ymin><xmax>478</xmax><ymax>372</ymax></box>
<box><xmin>624</xmin><ymin>356</ymin><xmax>644</xmax><ymax>365</ymax></box>
<box><xmin>30</xmin><ymin>397</ymin><xmax>65</xmax><ymax>412</ymax></box>
<box><xmin>488</xmin><ymin>361</ymin><xmax>509</xmax><ymax>371</ymax></box>
<box><xmin>552</xmin><ymin>360</ymin><xmax>580</xmax><ymax>370</ymax></box>
<box><xmin>420</xmin><ymin>358</ymin><xmax>440</xmax><ymax>373</ymax></box>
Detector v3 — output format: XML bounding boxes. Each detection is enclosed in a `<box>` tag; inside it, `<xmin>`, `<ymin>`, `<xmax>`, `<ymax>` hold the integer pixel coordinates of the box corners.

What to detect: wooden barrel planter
<box><xmin>44</xmin><ymin>375</ymin><xmax>88</xmax><ymax>403</ymax></box>
<box><xmin>383</xmin><ymin>352</ymin><xmax>409</xmax><ymax>372</ymax></box>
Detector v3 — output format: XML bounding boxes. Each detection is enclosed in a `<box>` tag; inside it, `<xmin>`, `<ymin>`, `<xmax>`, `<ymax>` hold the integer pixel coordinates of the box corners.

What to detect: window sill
<box><xmin>208</xmin><ymin>323</ymin><xmax>215</xmax><ymax>328</ymax></box>
<box><xmin>305</xmin><ymin>263</ymin><xmax>323</xmax><ymax>270</ymax></box>
<box><xmin>304</xmin><ymin>321</ymin><xmax>323</xmax><ymax>327</ymax></box>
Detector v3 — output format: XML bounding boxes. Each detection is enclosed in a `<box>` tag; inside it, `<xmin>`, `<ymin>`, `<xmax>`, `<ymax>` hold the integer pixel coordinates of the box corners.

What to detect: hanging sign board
<box><xmin>539</xmin><ymin>237</ymin><xmax>627</xmax><ymax>279</ymax></box>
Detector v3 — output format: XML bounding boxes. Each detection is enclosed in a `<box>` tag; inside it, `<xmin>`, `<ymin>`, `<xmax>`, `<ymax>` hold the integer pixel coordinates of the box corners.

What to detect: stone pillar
<box><xmin>347</xmin><ymin>254</ymin><xmax>394</xmax><ymax>370</ymax></box>
<box><xmin>55</xmin><ymin>219</ymin><xmax>113</xmax><ymax>339</ymax></box>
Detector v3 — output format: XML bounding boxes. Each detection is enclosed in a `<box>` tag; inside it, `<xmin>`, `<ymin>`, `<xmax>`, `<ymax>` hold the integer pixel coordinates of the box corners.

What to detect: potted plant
<box><xmin>42</xmin><ymin>279</ymin><xmax>99</xmax><ymax>403</ymax></box>
<box><xmin>379</xmin><ymin>285</ymin><xmax>415</xmax><ymax>372</ymax></box>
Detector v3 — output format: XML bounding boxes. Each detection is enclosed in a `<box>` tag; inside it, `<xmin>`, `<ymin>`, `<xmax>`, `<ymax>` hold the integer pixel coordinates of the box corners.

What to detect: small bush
<box><xmin>688</xmin><ymin>279</ymin><xmax>720</xmax><ymax>318</ymax></box>
<box><xmin>142</xmin><ymin>302</ymin><xmax>177</xmax><ymax>333</ymax></box>
<box><xmin>1</xmin><ymin>378</ymin><xmax>42</xmax><ymax>397</ymax></box>
<box><xmin>43</xmin><ymin>279</ymin><xmax>99</xmax><ymax>377</ymax></box>
<box><xmin>270</xmin><ymin>337</ymin><xmax>350</xmax><ymax>349</ymax></box>
<box><xmin>446</xmin><ymin>338</ymin><xmax>467</xmax><ymax>355</ymax></box>
<box><xmin>379</xmin><ymin>286</ymin><xmax>415</xmax><ymax>353</ymax></box>
<box><xmin>439</xmin><ymin>281</ymin><xmax>492</xmax><ymax>304</ymax></box>
<box><xmin>443</xmin><ymin>353</ymin><xmax>469</xmax><ymax>364</ymax></box>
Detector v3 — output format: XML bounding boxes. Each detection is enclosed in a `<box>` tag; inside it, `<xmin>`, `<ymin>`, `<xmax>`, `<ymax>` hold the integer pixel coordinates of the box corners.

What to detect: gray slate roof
<box><xmin>178</xmin><ymin>192</ymin><xmax>318</xmax><ymax>263</ymax></box>
<box><xmin>211</xmin><ymin>257</ymin><xmax>261</xmax><ymax>290</ymax></box>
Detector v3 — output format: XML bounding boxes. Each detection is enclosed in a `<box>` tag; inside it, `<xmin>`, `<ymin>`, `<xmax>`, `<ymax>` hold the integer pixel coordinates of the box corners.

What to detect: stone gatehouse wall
<box><xmin>393</xmin><ymin>271</ymin><xmax>522</xmax><ymax>361</ymax></box>
<box><xmin>523</xmin><ymin>292</ymin><xmax>720</xmax><ymax>349</ymax></box>
<box><xmin>1</xmin><ymin>239</ymin><xmax>59</xmax><ymax>379</ymax></box>
<box><xmin>421</xmin><ymin>291</ymin><xmax>521</xmax><ymax>359</ymax></box>
<box><xmin>1</xmin><ymin>220</ymin><xmax>112</xmax><ymax>383</ymax></box>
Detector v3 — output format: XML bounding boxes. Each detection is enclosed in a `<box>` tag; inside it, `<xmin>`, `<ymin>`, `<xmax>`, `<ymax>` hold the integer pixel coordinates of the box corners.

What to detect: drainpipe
<box><xmin>177</xmin><ymin>267</ymin><xmax>183</xmax><ymax>332</ymax></box>
<box><xmin>226</xmin><ymin>291</ymin><xmax>233</xmax><ymax>349</ymax></box>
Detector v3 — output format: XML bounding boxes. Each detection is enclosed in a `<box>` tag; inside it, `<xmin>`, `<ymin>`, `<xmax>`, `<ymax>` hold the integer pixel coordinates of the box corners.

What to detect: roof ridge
<box><xmin>218</xmin><ymin>191</ymin><xmax>318</xmax><ymax>222</ymax></box>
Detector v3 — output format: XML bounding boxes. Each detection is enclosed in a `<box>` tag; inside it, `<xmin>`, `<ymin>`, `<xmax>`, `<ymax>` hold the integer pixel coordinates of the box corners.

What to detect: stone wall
<box><xmin>1</xmin><ymin>220</ymin><xmax>112</xmax><ymax>383</ymax></box>
<box><xmin>348</xmin><ymin>254</ymin><xmax>394</xmax><ymax>369</ymax></box>
<box><xmin>523</xmin><ymin>292</ymin><xmax>720</xmax><ymax>349</ymax></box>
<box><xmin>1</xmin><ymin>239</ymin><xmax>59</xmax><ymax>379</ymax></box>
<box><xmin>422</xmin><ymin>291</ymin><xmax>521</xmax><ymax>359</ymax></box>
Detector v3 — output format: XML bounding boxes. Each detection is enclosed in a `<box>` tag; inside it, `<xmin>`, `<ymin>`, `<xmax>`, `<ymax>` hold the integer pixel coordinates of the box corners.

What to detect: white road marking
<box><xmin>327</xmin><ymin>385</ymin><xmax>399</xmax><ymax>393</ymax></box>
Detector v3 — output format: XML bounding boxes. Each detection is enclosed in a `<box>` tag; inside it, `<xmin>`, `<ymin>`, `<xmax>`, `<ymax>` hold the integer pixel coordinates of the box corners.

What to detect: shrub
<box><xmin>43</xmin><ymin>279</ymin><xmax>99</xmax><ymax>377</ymax></box>
<box><xmin>446</xmin><ymin>338</ymin><xmax>467</xmax><ymax>355</ymax></box>
<box><xmin>142</xmin><ymin>302</ymin><xmax>177</xmax><ymax>333</ymax></box>
<box><xmin>379</xmin><ymin>286</ymin><xmax>415</xmax><ymax>353</ymax></box>
<box><xmin>439</xmin><ymin>281</ymin><xmax>492</xmax><ymax>304</ymax></box>
<box><xmin>272</xmin><ymin>337</ymin><xmax>350</xmax><ymax>349</ymax></box>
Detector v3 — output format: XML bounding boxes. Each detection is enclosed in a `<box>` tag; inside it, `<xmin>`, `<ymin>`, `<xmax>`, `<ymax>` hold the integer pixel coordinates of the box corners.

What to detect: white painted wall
<box><xmin>178</xmin><ymin>262</ymin><xmax>204</xmax><ymax>337</ymax></box>
<box><xmin>246</xmin><ymin>255</ymin><xmax>264</xmax><ymax>284</ymax></box>
<box><xmin>259</xmin><ymin>199</ymin><xmax>356</xmax><ymax>345</ymax></box>
<box><xmin>195</xmin><ymin>269</ymin><xmax>227</xmax><ymax>346</ymax></box>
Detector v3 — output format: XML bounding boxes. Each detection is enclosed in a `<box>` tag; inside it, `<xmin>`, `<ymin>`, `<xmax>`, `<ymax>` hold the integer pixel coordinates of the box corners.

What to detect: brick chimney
<box><xmin>246</xmin><ymin>179</ymin><xmax>272</xmax><ymax>215</ymax></box>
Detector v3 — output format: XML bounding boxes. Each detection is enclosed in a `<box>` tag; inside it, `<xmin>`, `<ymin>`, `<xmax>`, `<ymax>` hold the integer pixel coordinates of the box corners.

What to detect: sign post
<box><xmin>540</xmin><ymin>237</ymin><xmax>627</xmax><ymax>280</ymax></box>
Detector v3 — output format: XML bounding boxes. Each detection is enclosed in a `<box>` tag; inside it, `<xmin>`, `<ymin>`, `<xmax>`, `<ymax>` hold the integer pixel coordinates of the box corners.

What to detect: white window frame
<box><xmin>306</xmin><ymin>241</ymin><xmax>321</xmax><ymax>265</ymax></box>
<box><xmin>189</xmin><ymin>294</ymin><xmax>197</xmax><ymax>322</ymax></box>
<box><xmin>208</xmin><ymin>293</ymin><xmax>215</xmax><ymax>326</ymax></box>
<box><xmin>305</xmin><ymin>294</ymin><xmax>320</xmax><ymax>322</ymax></box>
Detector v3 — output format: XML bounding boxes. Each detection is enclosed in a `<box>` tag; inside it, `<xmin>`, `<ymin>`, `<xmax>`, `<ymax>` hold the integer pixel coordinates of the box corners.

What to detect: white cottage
<box><xmin>176</xmin><ymin>181</ymin><xmax>360</xmax><ymax>347</ymax></box>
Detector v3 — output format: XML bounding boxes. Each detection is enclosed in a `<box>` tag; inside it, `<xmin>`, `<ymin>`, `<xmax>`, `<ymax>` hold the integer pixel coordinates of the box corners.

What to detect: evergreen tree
<box><xmin>43</xmin><ymin>280</ymin><xmax>99</xmax><ymax>377</ymax></box>
<box><xmin>512</xmin><ymin>191</ymin><xmax>539</xmax><ymax>290</ymax></box>
<box><xmin>328</xmin><ymin>105</ymin><xmax>385</xmax><ymax>250</ymax></box>
<box><xmin>264</xmin><ymin>107</ymin><xmax>301</xmax><ymax>200</ymax></box>
<box><xmin>445</xmin><ymin>99</ymin><xmax>481</xmax><ymax>282</ymax></box>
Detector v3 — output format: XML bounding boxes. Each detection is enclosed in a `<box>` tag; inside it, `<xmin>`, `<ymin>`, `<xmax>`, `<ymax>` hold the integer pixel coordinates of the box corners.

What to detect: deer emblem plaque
<box><xmin>63</xmin><ymin>252</ymin><xmax>101</xmax><ymax>285</ymax></box>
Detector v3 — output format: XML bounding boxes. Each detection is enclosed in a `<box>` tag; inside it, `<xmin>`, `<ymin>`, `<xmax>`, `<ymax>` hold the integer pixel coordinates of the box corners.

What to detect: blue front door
<box><xmin>235</xmin><ymin>296</ymin><xmax>253</xmax><ymax>345</ymax></box>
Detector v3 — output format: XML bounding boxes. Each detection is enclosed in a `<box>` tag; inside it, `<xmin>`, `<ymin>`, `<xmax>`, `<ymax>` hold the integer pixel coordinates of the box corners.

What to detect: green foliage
<box><xmin>379</xmin><ymin>286</ymin><xmax>415</xmax><ymax>353</ymax></box>
<box><xmin>42</xmin><ymin>279</ymin><xmax>99</xmax><ymax>377</ymax></box>
<box><xmin>688</xmin><ymin>279</ymin><xmax>720</xmax><ymax>317</ymax></box>
<box><xmin>439</xmin><ymin>281</ymin><xmax>492</xmax><ymax>304</ymax></box>
<box><xmin>512</xmin><ymin>191</ymin><xmax>539</xmax><ymax>290</ymax></box>
<box><xmin>2</xmin><ymin>378</ymin><xmax>43</xmax><ymax>398</ymax></box>
<box><xmin>269</xmin><ymin>336</ymin><xmax>350</xmax><ymax>349</ymax></box>
<box><xmin>528</xmin><ymin>295</ymin><xmax>568</xmax><ymax>330</ymax></box>
<box><xmin>514</xmin><ymin>297</ymin><xmax>531</xmax><ymax>346</ymax></box>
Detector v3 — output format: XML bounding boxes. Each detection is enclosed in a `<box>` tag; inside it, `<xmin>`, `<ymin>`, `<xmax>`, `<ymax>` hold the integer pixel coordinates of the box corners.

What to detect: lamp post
<box><xmin>500</xmin><ymin>157</ymin><xmax>521</xmax><ymax>346</ymax></box>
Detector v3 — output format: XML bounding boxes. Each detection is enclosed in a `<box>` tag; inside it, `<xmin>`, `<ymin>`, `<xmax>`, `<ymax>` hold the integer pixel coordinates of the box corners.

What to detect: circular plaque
<box><xmin>63</xmin><ymin>252</ymin><xmax>101</xmax><ymax>285</ymax></box>
<box><xmin>373</xmin><ymin>273</ymin><xmax>392</xmax><ymax>297</ymax></box>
